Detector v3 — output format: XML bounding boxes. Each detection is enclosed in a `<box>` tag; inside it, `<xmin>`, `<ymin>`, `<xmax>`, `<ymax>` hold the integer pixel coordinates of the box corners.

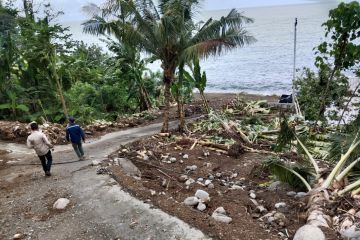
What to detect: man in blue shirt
<box><xmin>66</xmin><ymin>117</ymin><xmax>86</xmax><ymax>160</ymax></box>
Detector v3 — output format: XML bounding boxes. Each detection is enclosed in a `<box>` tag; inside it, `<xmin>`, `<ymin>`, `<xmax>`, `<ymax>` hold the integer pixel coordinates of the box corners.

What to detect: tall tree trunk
<box><xmin>177</xmin><ymin>62</ymin><xmax>187</xmax><ymax>133</ymax></box>
<box><xmin>162</xmin><ymin>81</ymin><xmax>171</xmax><ymax>133</ymax></box>
<box><xmin>55</xmin><ymin>76</ymin><xmax>69</xmax><ymax>119</ymax></box>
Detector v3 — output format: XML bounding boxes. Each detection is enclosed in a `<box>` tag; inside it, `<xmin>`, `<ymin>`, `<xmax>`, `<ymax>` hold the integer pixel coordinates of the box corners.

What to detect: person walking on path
<box><xmin>27</xmin><ymin>122</ymin><xmax>54</xmax><ymax>176</ymax></box>
<box><xmin>66</xmin><ymin>117</ymin><xmax>86</xmax><ymax>160</ymax></box>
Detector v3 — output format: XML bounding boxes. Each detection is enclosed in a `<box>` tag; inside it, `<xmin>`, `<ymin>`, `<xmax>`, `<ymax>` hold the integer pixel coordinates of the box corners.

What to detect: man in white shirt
<box><xmin>27</xmin><ymin>122</ymin><xmax>54</xmax><ymax>176</ymax></box>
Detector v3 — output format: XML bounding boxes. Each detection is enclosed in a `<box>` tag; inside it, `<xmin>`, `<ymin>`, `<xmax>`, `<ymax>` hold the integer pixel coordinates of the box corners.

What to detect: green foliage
<box><xmin>275</xmin><ymin>116</ymin><xmax>296</xmax><ymax>151</ymax></box>
<box><xmin>294</xmin><ymin>67</ymin><xmax>350</xmax><ymax>121</ymax></box>
<box><xmin>315</xmin><ymin>1</ymin><xmax>360</xmax><ymax>71</ymax></box>
<box><xmin>263</xmin><ymin>157</ymin><xmax>314</xmax><ymax>191</ymax></box>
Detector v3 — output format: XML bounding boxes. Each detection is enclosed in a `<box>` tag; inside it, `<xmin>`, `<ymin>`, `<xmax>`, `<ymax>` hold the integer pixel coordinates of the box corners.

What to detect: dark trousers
<box><xmin>38</xmin><ymin>150</ymin><xmax>53</xmax><ymax>173</ymax></box>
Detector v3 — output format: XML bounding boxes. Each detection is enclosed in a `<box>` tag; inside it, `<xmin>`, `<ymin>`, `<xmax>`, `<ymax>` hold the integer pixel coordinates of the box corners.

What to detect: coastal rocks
<box><xmin>53</xmin><ymin>198</ymin><xmax>70</xmax><ymax>210</ymax></box>
<box><xmin>212</xmin><ymin>207</ymin><xmax>232</xmax><ymax>224</ymax></box>
<box><xmin>293</xmin><ymin>225</ymin><xmax>325</xmax><ymax>240</ymax></box>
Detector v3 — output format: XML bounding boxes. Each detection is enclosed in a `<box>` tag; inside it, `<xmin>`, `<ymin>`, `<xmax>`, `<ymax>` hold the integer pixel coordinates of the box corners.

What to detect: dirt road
<box><xmin>0</xmin><ymin>121</ymin><xmax>208</xmax><ymax>240</ymax></box>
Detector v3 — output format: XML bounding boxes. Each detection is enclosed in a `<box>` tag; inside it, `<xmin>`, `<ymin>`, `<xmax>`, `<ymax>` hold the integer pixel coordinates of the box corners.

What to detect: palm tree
<box><xmin>83</xmin><ymin>0</ymin><xmax>255</xmax><ymax>132</ymax></box>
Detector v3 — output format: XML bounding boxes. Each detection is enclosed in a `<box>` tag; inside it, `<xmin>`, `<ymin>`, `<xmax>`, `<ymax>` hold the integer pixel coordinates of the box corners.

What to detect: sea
<box><xmin>62</xmin><ymin>0</ymin><xmax>357</xmax><ymax>95</ymax></box>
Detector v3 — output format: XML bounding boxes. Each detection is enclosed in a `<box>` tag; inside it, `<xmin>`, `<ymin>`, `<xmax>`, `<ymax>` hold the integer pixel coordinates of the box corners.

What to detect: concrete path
<box><xmin>0</xmin><ymin>121</ymin><xmax>208</xmax><ymax>240</ymax></box>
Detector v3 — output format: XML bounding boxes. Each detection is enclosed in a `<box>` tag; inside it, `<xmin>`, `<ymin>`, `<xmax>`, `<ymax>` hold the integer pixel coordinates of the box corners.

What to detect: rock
<box><xmin>185</xmin><ymin>178</ymin><xmax>195</xmax><ymax>186</ymax></box>
<box><xmin>231</xmin><ymin>173</ymin><xmax>238</xmax><ymax>178</ymax></box>
<box><xmin>169</xmin><ymin>157</ymin><xmax>177</xmax><ymax>163</ymax></box>
<box><xmin>115</xmin><ymin>158</ymin><xmax>141</xmax><ymax>178</ymax></box>
<box><xmin>197</xmin><ymin>202</ymin><xmax>206</xmax><ymax>211</ymax></box>
<box><xmin>249</xmin><ymin>192</ymin><xmax>256</xmax><ymax>199</ymax></box>
<box><xmin>150</xmin><ymin>190</ymin><xmax>156</xmax><ymax>196</ymax></box>
<box><xmin>293</xmin><ymin>225</ymin><xmax>325</xmax><ymax>240</ymax></box>
<box><xmin>256</xmin><ymin>205</ymin><xmax>268</xmax><ymax>214</ymax></box>
<box><xmin>195</xmin><ymin>190</ymin><xmax>210</xmax><ymax>202</ymax></box>
<box><xmin>275</xmin><ymin>202</ymin><xmax>287</xmax><ymax>209</ymax></box>
<box><xmin>204</xmin><ymin>180</ymin><xmax>212</xmax><ymax>186</ymax></box>
<box><xmin>274</xmin><ymin>212</ymin><xmax>287</xmax><ymax>225</ymax></box>
<box><xmin>212</xmin><ymin>207</ymin><xmax>232</xmax><ymax>224</ymax></box>
<box><xmin>267</xmin><ymin>181</ymin><xmax>282</xmax><ymax>191</ymax></box>
<box><xmin>183</xmin><ymin>154</ymin><xmax>189</xmax><ymax>159</ymax></box>
<box><xmin>215</xmin><ymin>172</ymin><xmax>222</xmax><ymax>178</ymax></box>
<box><xmin>208</xmin><ymin>175</ymin><xmax>214</xmax><ymax>180</ymax></box>
<box><xmin>92</xmin><ymin>160</ymin><xmax>100</xmax><ymax>166</ymax></box>
<box><xmin>53</xmin><ymin>198</ymin><xmax>70</xmax><ymax>210</ymax></box>
<box><xmin>295</xmin><ymin>192</ymin><xmax>308</xmax><ymax>198</ymax></box>
<box><xmin>184</xmin><ymin>197</ymin><xmax>200</xmax><ymax>206</ymax></box>
<box><xmin>341</xmin><ymin>225</ymin><xmax>360</xmax><ymax>240</ymax></box>
<box><xmin>186</xmin><ymin>165</ymin><xmax>198</xmax><ymax>171</ymax></box>
<box><xmin>214</xmin><ymin>207</ymin><xmax>226</xmax><ymax>215</ymax></box>
<box><xmin>178</xmin><ymin>175</ymin><xmax>189</xmax><ymax>182</ymax></box>
<box><xmin>197</xmin><ymin>178</ymin><xmax>204</xmax><ymax>182</ymax></box>
<box><xmin>230</xmin><ymin>185</ymin><xmax>244</xmax><ymax>190</ymax></box>
<box><xmin>356</xmin><ymin>211</ymin><xmax>360</xmax><ymax>219</ymax></box>
<box><xmin>208</xmin><ymin>183</ymin><xmax>215</xmax><ymax>189</ymax></box>
<box><xmin>13</xmin><ymin>234</ymin><xmax>22</xmax><ymax>239</ymax></box>
<box><xmin>287</xmin><ymin>191</ymin><xmax>297</xmax><ymax>196</ymax></box>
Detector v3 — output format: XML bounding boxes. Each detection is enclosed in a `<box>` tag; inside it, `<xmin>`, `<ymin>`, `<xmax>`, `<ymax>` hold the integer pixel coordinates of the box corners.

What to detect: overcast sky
<box><xmin>13</xmin><ymin>0</ymin><xmax>342</xmax><ymax>22</ymax></box>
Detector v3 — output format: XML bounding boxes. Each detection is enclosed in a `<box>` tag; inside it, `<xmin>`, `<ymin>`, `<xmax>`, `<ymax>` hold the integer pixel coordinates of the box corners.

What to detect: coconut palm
<box><xmin>83</xmin><ymin>0</ymin><xmax>255</xmax><ymax>132</ymax></box>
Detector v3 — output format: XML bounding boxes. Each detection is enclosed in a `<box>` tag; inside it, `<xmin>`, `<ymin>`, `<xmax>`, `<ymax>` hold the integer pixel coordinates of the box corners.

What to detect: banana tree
<box><xmin>267</xmin><ymin>129</ymin><xmax>360</xmax><ymax>236</ymax></box>
<box><xmin>184</xmin><ymin>57</ymin><xmax>210</xmax><ymax>113</ymax></box>
<box><xmin>0</xmin><ymin>91</ymin><xmax>29</xmax><ymax>118</ymax></box>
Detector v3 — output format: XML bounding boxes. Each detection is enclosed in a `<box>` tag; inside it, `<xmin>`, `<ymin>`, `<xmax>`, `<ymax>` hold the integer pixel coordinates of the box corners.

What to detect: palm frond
<box><xmin>264</xmin><ymin>157</ymin><xmax>314</xmax><ymax>191</ymax></box>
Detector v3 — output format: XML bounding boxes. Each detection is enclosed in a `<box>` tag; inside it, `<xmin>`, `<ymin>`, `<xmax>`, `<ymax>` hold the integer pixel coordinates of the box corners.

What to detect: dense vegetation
<box><xmin>0</xmin><ymin>0</ymin><xmax>162</xmax><ymax>124</ymax></box>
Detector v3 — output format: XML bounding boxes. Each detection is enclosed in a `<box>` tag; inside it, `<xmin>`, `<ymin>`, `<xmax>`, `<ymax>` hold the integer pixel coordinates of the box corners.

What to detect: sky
<box><xmin>14</xmin><ymin>0</ymin><xmax>343</xmax><ymax>22</ymax></box>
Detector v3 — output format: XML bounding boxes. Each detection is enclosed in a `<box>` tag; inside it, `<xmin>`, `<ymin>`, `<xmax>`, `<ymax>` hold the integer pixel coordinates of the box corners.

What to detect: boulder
<box><xmin>293</xmin><ymin>225</ymin><xmax>325</xmax><ymax>240</ymax></box>
<box><xmin>212</xmin><ymin>207</ymin><xmax>232</xmax><ymax>224</ymax></box>
<box><xmin>197</xmin><ymin>202</ymin><xmax>207</xmax><ymax>211</ymax></box>
<box><xmin>184</xmin><ymin>197</ymin><xmax>199</xmax><ymax>206</ymax></box>
<box><xmin>53</xmin><ymin>198</ymin><xmax>70</xmax><ymax>210</ymax></box>
<box><xmin>195</xmin><ymin>190</ymin><xmax>210</xmax><ymax>202</ymax></box>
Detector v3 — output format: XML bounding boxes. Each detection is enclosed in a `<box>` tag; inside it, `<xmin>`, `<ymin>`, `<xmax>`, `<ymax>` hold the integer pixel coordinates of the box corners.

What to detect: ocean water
<box><xmin>63</xmin><ymin>1</ymin><xmax>351</xmax><ymax>95</ymax></box>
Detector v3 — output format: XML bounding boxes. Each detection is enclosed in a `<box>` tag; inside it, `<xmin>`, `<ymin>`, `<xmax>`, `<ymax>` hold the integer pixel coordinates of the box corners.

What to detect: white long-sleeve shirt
<box><xmin>27</xmin><ymin>131</ymin><xmax>53</xmax><ymax>156</ymax></box>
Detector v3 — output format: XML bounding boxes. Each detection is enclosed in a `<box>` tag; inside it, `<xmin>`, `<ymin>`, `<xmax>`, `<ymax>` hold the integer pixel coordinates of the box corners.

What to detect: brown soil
<box><xmin>107</xmin><ymin>134</ymin><xmax>307</xmax><ymax>240</ymax></box>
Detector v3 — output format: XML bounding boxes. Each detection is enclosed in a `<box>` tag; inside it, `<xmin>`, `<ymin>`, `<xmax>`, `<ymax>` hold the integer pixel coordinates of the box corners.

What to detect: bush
<box><xmin>295</xmin><ymin>67</ymin><xmax>349</xmax><ymax>121</ymax></box>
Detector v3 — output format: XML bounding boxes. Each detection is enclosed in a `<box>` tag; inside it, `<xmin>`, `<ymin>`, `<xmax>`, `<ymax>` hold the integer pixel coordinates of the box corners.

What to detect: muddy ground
<box><xmin>107</xmin><ymin>133</ymin><xmax>340</xmax><ymax>240</ymax></box>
